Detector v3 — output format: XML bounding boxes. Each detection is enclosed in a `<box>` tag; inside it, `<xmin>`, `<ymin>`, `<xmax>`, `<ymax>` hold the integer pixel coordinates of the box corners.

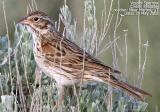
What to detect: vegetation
<box><xmin>0</xmin><ymin>0</ymin><xmax>149</xmax><ymax>111</ymax></box>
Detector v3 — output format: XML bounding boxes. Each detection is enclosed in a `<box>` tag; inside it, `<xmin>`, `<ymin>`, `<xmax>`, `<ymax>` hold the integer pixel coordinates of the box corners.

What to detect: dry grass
<box><xmin>0</xmin><ymin>0</ymin><xmax>149</xmax><ymax>111</ymax></box>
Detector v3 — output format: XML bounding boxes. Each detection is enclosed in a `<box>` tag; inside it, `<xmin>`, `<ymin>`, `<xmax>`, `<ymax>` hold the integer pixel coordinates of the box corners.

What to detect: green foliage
<box><xmin>0</xmin><ymin>0</ymin><xmax>149</xmax><ymax>111</ymax></box>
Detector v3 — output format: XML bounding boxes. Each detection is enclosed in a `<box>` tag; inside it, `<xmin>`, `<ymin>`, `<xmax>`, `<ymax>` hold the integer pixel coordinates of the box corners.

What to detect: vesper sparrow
<box><xmin>18</xmin><ymin>11</ymin><xmax>151</xmax><ymax>102</ymax></box>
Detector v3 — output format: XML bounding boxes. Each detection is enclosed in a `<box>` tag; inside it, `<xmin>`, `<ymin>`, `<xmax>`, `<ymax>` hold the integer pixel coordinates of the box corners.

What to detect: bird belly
<box><xmin>34</xmin><ymin>56</ymin><xmax>79</xmax><ymax>86</ymax></box>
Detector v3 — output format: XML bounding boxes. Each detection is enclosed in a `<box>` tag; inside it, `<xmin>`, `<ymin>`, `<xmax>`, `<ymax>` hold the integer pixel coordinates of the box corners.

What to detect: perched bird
<box><xmin>18</xmin><ymin>11</ymin><xmax>151</xmax><ymax>102</ymax></box>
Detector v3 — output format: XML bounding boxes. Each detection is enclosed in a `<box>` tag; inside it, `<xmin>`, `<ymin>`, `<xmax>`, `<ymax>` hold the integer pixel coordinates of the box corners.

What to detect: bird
<box><xmin>18</xmin><ymin>11</ymin><xmax>151</xmax><ymax>103</ymax></box>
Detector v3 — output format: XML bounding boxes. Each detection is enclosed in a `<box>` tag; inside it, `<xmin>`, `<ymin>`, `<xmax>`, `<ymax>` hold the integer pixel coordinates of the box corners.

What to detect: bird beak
<box><xmin>18</xmin><ymin>17</ymin><xmax>29</xmax><ymax>25</ymax></box>
<box><xmin>18</xmin><ymin>20</ymin><xmax>27</xmax><ymax>25</ymax></box>
<box><xmin>16</xmin><ymin>17</ymin><xmax>30</xmax><ymax>32</ymax></box>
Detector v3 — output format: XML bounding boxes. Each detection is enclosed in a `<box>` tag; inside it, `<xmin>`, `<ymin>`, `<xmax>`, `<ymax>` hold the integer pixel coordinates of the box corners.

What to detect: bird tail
<box><xmin>105</xmin><ymin>79</ymin><xmax>151</xmax><ymax>101</ymax></box>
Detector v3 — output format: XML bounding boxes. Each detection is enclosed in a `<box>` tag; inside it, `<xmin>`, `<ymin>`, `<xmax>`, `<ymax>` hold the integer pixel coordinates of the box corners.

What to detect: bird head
<box><xmin>18</xmin><ymin>11</ymin><xmax>55</xmax><ymax>34</ymax></box>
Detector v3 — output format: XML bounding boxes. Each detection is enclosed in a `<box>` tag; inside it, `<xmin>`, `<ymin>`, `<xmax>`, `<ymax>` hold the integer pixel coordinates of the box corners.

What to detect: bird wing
<box><xmin>41</xmin><ymin>31</ymin><xmax>120</xmax><ymax>75</ymax></box>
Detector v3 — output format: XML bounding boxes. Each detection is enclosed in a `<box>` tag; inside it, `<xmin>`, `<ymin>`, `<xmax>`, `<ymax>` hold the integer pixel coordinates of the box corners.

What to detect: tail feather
<box><xmin>87</xmin><ymin>72</ymin><xmax>151</xmax><ymax>101</ymax></box>
<box><xmin>106</xmin><ymin>80</ymin><xmax>151</xmax><ymax>101</ymax></box>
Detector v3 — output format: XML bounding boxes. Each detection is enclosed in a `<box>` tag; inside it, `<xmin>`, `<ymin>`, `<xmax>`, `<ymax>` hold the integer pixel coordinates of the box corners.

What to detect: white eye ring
<box><xmin>33</xmin><ymin>17</ymin><xmax>39</xmax><ymax>21</ymax></box>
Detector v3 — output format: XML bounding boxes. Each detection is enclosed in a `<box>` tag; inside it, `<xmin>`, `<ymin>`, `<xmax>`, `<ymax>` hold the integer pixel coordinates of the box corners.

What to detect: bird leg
<box><xmin>34</xmin><ymin>66</ymin><xmax>42</xmax><ymax>87</ymax></box>
<box><xmin>53</xmin><ymin>85</ymin><xmax>65</xmax><ymax>109</ymax></box>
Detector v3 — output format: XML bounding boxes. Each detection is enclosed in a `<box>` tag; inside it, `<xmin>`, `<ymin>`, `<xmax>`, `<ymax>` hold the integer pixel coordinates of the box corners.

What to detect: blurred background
<box><xmin>0</xmin><ymin>0</ymin><xmax>159</xmax><ymax>111</ymax></box>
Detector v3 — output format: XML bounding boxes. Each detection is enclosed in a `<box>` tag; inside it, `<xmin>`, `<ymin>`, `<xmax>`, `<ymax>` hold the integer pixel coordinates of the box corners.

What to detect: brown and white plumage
<box><xmin>18</xmin><ymin>11</ymin><xmax>151</xmax><ymax>101</ymax></box>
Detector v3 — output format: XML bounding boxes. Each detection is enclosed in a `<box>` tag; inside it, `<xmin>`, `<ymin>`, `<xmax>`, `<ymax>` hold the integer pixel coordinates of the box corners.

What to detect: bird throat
<box><xmin>32</xmin><ymin>35</ymin><xmax>42</xmax><ymax>56</ymax></box>
<box><xmin>25</xmin><ymin>25</ymin><xmax>42</xmax><ymax>55</ymax></box>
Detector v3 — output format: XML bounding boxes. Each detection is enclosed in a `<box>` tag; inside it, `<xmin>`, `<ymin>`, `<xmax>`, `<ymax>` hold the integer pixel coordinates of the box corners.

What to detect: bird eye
<box><xmin>33</xmin><ymin>17</ymin><xmax>39</xmax><ymax>21</ymax></box>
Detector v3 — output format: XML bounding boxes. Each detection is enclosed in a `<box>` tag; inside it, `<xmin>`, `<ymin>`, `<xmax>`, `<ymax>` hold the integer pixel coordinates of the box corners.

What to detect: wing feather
<box><xmin>41</xmin><ymin>31</ymin><xmax>121</xmax><ymax>75</ymax></box>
